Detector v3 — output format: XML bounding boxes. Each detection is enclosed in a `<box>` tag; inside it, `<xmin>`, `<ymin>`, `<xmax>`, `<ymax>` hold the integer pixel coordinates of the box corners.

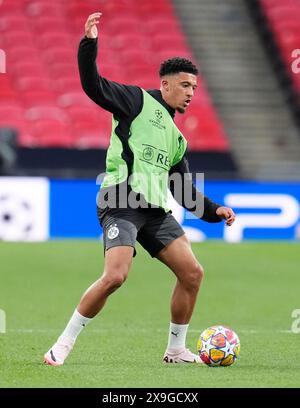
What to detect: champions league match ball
<box><xmin>197</xmin><ymin>325</ymin><xmax>240</xmax><ymax>367</ymax></box>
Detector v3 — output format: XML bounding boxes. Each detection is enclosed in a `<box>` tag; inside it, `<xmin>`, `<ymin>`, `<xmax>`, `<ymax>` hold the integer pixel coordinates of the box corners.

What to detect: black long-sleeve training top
<box><xmin>78</xmin><ymin>36</ymin><xmax>221</xmax><ymax>223</ymax></box>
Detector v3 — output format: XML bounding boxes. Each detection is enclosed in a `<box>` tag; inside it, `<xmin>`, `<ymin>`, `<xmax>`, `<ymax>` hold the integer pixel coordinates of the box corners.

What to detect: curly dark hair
<box><xmin>159</xmin><ymin>57</ymin><xmax>198</xmax><ymax>77</ymax></box>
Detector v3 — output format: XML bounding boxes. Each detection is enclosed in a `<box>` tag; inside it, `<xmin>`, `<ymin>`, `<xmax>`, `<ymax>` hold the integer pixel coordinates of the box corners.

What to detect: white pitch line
<box><xmin>5</xmin><ymin>328</ymin><xmax>295</xmax><ymax>334</ymax></box>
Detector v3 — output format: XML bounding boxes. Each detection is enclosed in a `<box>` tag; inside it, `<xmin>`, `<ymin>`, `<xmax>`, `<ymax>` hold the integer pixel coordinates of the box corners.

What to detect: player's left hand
<box><xmin>216</xmin><ymin>206</ymin><xmax>236</xmax><ymax>226</ymax></box>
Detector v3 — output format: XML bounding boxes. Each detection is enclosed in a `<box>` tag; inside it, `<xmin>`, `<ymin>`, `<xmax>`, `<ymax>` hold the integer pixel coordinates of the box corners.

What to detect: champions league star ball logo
<box><xmin>0</xmin><ymin>195</ymin><xmax>34</xmax><ymax>241</ymax></box>
<box><xmin>155</xmin><ymin>109</ymin><xmax>163</xmax><ymax>122</ymax></box>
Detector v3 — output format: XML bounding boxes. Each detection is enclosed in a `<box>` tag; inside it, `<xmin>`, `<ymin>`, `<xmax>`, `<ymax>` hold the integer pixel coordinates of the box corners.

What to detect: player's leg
<box><xmin>77</xmin><ymin>245</ymin><xmax>134</xmax><ymax>318</ymax></box>
<box><xmin>157</xmin><ymin>235</ymin><xmax>204</xmax><ymax>363</ymax></box>
<box><xmin>138</xmin><ymin>212</ymin><xmax>204</xmax><ymax>363</ymax></box>
<box><xmin>157</xmin><ymin>234</ymin><xmax>204</xmax><ymax>325</ymax></box>
<box><xmin>44</xmin><ymin>246</ymin><xmax>134</xmax><ymax>366</ymax></box>
<box><xmin>44</xmin><ymin>213</ymin><xmax>139</xmax><ymax>366</ymax></box>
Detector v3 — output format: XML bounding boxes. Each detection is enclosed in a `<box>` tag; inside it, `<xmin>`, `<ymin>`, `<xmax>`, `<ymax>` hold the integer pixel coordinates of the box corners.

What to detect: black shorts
<box><xmin>98</xmin><ymin>208</ymin><xmax>185</xmax><ymax>258</ymax></box>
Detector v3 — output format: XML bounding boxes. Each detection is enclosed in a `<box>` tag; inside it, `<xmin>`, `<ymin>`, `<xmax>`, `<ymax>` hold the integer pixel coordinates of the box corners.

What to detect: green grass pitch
<box><xmin>0</xmin><ymin>241</ymin><xmax>300</xmax><ymax>388</ymax></box>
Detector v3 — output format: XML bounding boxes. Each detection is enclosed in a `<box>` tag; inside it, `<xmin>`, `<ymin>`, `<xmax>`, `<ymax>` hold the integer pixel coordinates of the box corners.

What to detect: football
<box><xmin>197</xmin><ymin>325</ymin><xmax>240</xmax><ymax>366</ymax></box>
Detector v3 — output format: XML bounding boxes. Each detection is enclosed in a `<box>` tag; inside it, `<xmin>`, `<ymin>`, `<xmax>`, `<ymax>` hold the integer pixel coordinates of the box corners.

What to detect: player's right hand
<box><xmin>85</xmin><ymin>12</ymin><xmax>102</xmax><ymax>39</ymax></box>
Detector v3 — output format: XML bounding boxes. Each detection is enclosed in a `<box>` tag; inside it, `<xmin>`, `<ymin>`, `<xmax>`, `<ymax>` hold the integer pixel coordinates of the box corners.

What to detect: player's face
<box><xmin>161</xmin><ymin>72</ymin><xmax>197</xmax><ymax>114</ymax></box>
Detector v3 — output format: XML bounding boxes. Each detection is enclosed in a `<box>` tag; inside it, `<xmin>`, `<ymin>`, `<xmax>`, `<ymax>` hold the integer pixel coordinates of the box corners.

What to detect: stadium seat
<box><xmin>73</xmin><ymin>117</ymin><xmax>111</xmax><ymax>149</ymax></box>
<box><xmin>47</xmin><ymin>62</ymin><xmax>79</xmax><ymax>80</ymax></box>
<box><xmin>31</xmin><ymin>16</ymin><xmax>67</xmax><ymax>34</ymax></box>
<box><xmin>43</xmin><ymin>48</ymin><xmax>77</xmax><ymax>65</ymax></box>
<box><xmin>105</xmin><ymin>17</ymin><xmax>142</xmax><ymax>35</ymax></box>
<box><xmin>138</xmin><ymin>1</ymin><xmax>174</xmax><ymax>15</ymax></box>
<box><xmin>27</xmin><ymin>119</ymin><xmax>74</xmax><ymax>148</ymax></box>
<box><xmin>0</xmin><ymin>16</ymin><xmax>30</xmax><ymax>31</ymax></box>
<box><xmin>0</xmin><ymin>0</ymin><xmax>230</xmax><ymax>151</ymax></box>
<box><xmin>0</xmin><ymin>103</ymin><xmax>24</xmax><ymax>122</ymax></box>
<box><xmin>21</xmin><ymin>90</ymin><xmax>57</xmax><ymax>107</ymax></box>
<box><xmin>125</xmin><ymin>65</ymin><xmax>158</xmax><ymax>83</ymax></box>
<box><xmin>156</xmin><ymin>49</ymin><xmax>194</xmax><ymax>63</ymax></box>
<box><xmin>261</xmin><ymin>0</ymin><xmax>298</xmax><ymax>10</ymax></box>
<box><xmin>15</xmin><ymin>76</ymin><xmax>52</xmax><ymax>93</ymax></box>
<box><xmin>176</xmin><ymin>104</ymin><xmax>229</xmax><ymax>151</ymax></box>
<box><xmin>67</xmin><ymin>3</ymin><xmax>103</xmax><ymax>19</ymax></box>
<box><xmin>144</xmin><ymin>18</ymin><xmax>181</xmax><ymax>36</ymax></box>
<box><xmin>37</xmin><ymin>32</ymin><xmax>76</xmax><ymax>50</ymax></box>
<box><xmin>259</xmin><ymin>0</ymin><xmax>300</xmax><ymax>100</ymax></box>
<box><xmin>118</xmin><ymin>50</ymin><xmax>154</xmax><ymax>66</ymax></box>
<box><xmin>65</xmin><ymin>105</ymin><xmax>101</xmax><ymax>124</ymax></box>
<box><xmin>10</xmin><ymin>61</ymin><xmax>46</xmax><ymax>78</ymax></box>
<box><xmin>25</xmin><ymin>2</ymin><xmax>63</xmax><ymax>17</ymax></box>
<box><xmin>51</xmin><ymin>77</ymin><xmax>82</xmax><ymax>94</ymax></box>
<box><xmin>0</xmin><ymin>0</ymin><xmax>25</xmax><ymax>15</ymax></box>
<box><xmin>111</xmin><ymin>33</ymin><xmax>152</xmax><ymax>52</ymax></box>
<box><xmin>151</xmin><ymin>34</ymin><xmax>189</xmax><ymax>52</ymax></box>
<box><xmin>6</xmin><ymin>47</ymin><xmax>41</xmax><ymax>67</ymax></box>
<box><xmin>57</xmin><ymin>92</ymin><xmax>94</xmax><ymax>108</ymax></box>
<box><xmin>0</xmin><ymin>77</ymin><xmax>16</xmax><ymax>101</ymax></box>
<box><xmin>3</xmin><ymin>31</ymin><xmax>35</xmax><ymax>47</ymax></box>
<box><xmin>24</xmin><ymin>105</ymin><xmax>69</xmax><ymax>122</ymax></box>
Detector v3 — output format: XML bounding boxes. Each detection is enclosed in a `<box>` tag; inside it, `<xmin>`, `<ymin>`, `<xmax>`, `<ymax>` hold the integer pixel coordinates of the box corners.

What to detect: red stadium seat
<box><xmin>105</xmin><ymin>16</ymin><xmax>142</xmax><ymax>35</ymax></box>
<box><xmin>0</xmin><ymin>16</ymin><xmax>30</xmax><ymax>31</ymax></box>
<box><xmin>97</xmin><ymin>1</ymin><xmax>137</xmax><ymax>16</ymax></box>
<box><xmin>0</xmin><ymin>0</ymin><xmax>230</xmax><ymax>151</ymax></box>
<box><xmin>0</xmin><ymin>103</ymin><xmax>24</xmax><ymax>122</ymax></box>
<box><xmin>111</xmin><ymin>33</ymin><xmax>152</xmax><ymax>52</ymax></box>
<box><xmin>73</xmin><ymin>116</ymin><xmax>111</xmax><ymax>149</ymax></box>
<box><xmin>47</xmin><ymin>62</ymin><xmax>79</xmax><ymax>80</ymax></box>
<box><xmin>175</xmin><ymin>104</ymin><xmax>229</xmax><ymax>151</ymax></box>
<box><xmin>132</xmin><ymin>78</ymin><xmax>158</xmax><ymax>90</ymax></box>
<box><xmin>31</xmin><ymin>16</ymin><xmax>67</xmax><ymax>34</ymax></box>
<box><xmin>15</xmin><ymin>76</ymin><xmax>52</xmax><ymax>93</ymax></box>
<box><xmin>67</xmin><ymin>3</ymin><xmax>103</xmax><ymax>19</ymax></box>
<box><xmin>37</xmin><ymin>32</ymin><xmax>76</xmax><ymax>50</ymax></box>
<box><xmin>10</xmin><ymin>61</ymin><xmax>46</xmax><ymax>78</ymax></box>
<box><xmin>3</xmin><ymin>31</ymin><xmax>35</xmax><ymax>47</ymax></box>
<box><xmin>6</xmin><ymin>47</ymin><xmax>41</xmax><ymax>67</ymax></box>
<box><xmin>0</xmin><ymin>0</ymin><xmax>26</xmax><ymax>15</ymax></box>
<box><xmin>125</xmin><ymin>64</ymin><xmax>158</xmax><ymax>82</ymax></box>
<box><xmin>156</xmin><ymin>49</ymin><xmax>194</xmax><ymax>63</ymax></box>
<box><xmin>138</xmin><ymin>1</ymin><xmax>174</xmax><ymax>15</ymax></box>
<box><xmin>21</xmin><ymin>90</ymin><xmax>57</xmax><ymax>107</ymax></box>
<box><xmin>42</xmin><ymin>48</ymin><xmax>77</xmax><ymax>65</ymax></box>
<box><xmin>143</xmin><ymin>18</ymin><xmax>181</xmax><ymax>36</ymax></box>
<box><xmin>151</xmin><ymin>34</ymin><xmax>188</xmax><ymax>52</ymax></box>
<box><xmin>261</xmin><ymin>0</ymin><xmax>298</xmax><ymax>10</ymax></box>
<box><xmin>51</xmin><ymin>77</ymin><xmax>82</xmax><ymax>94</ymax></box>
<box><xmin>57</xmin><ymin>92</ymin><xmax>94</xmax><ymax>107</ymax></box>
<box><xmin>118</xmin><ymin>51</ymin><xmax>154</xmax><ymax>69</ymax></box>
<box><xmin>25</xmin><ymin>2</ymin><xmax>63</xmax><ymax>17</ymax></box>
<box><xmin>260</xmin><ymin>0</ymin><xmax>300</xmax><ymax>100</ymax></box>
<box><xmin>24</xmin><ymin>105</ymin><xmax>69</xmax><ymax>122</ymax></box>
<box><xmin>65</xmin><ymin>105</ymin><xmax>101</xmax><ymax>124</ymax></box>
<box><xmin>27</xmin><ymin>119</ymin><xmax>74</xmax><ymax>148</ymax></box>
<box><xmin>0</xmin><ymin>76</ymin><xmax>16</xmax><ymax>101</ymax></box>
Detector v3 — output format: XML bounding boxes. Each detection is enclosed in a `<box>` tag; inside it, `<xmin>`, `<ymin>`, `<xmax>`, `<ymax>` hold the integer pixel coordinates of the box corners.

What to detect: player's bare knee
<box><xmin>184</xmin><ymin>262</ymin><xmax>204</xmax><ymax>291</ymax></box>
<box><xmin>102</xmin><ymin>265</ymin><xmax>129</xmax><ymax>291</ymax></box>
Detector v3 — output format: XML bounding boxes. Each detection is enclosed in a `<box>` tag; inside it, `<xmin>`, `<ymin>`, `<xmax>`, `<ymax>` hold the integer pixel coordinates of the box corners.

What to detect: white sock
<box><xmin>58</xmin><ymin>309</ymin><xmax>92</xmax><ymax>344</ymax></box>
<box><xmin>167</xmin><ymin>322</ymin><xmax>189</xmax><ymax>351</ymax></box>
